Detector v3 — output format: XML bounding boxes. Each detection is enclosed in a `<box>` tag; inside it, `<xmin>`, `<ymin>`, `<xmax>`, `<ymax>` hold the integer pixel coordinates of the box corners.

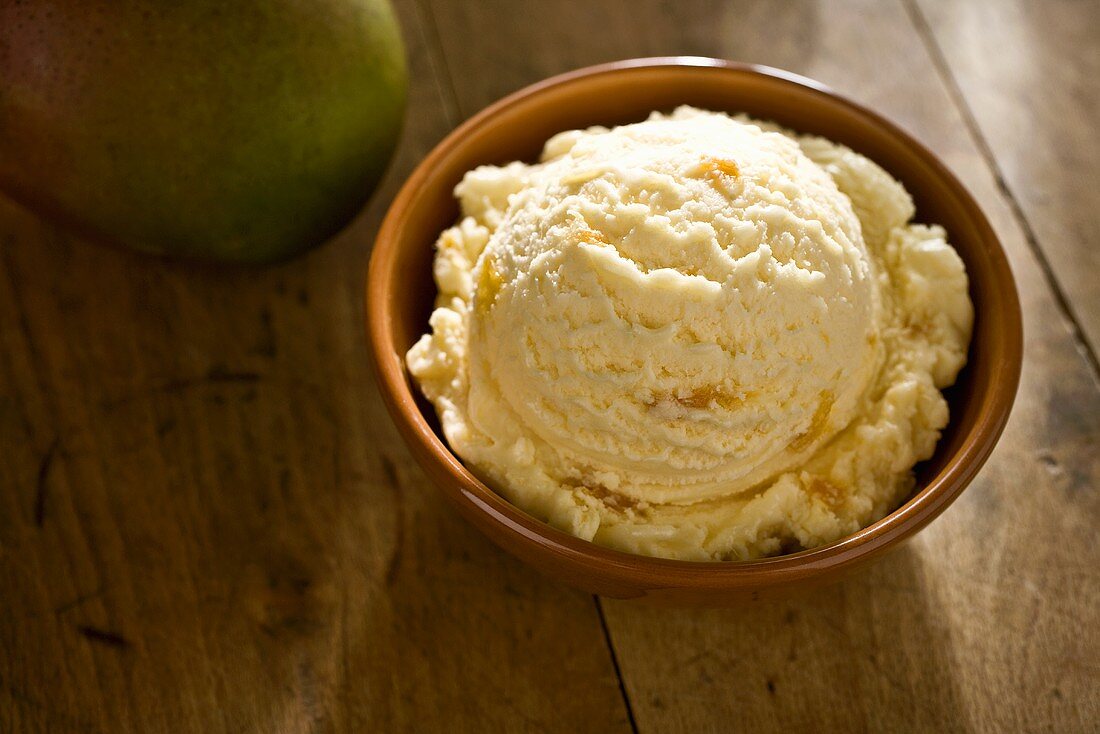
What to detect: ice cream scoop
<box><xmin>407</xmin><ymin>107</ymin><xmax>972</xmax><ymax>561</ymax></box>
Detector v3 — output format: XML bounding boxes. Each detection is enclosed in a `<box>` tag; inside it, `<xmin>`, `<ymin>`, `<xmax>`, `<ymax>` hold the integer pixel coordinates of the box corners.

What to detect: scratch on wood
<box><xmin>76</xmin><ymin>625</ymin><xmax>131</xmax><ymax>649</ymax></box>
<box><xmin>99</xmin><ymin>367</ymin><xmax>263</xmax><ymax>408</ymax></box>
<box><xmin>160</xmin><ymin>367</ymin><xmax>261</xmax><ymax>393</ymax></box>
<box><xmin>380</xmin><ymin>454</ymin><xmax>399</xmax><ymax>488</ymax></box>
<box><xmin>54</xmin><ymin>586</ymin><xmax>105</xmax><ymax>615</ymax></box>
<box><xmin>250</xmin><ymin>307</ymin><xmax>277</xmax><ymax>359</ymax></box>
<box><xmin>33</xmin><ymin>437</ymin><xmax>59</xmax><ymax>526</ymax></box>
<box><xmin>381</xmin><ymin>454</ymin><xmax>405</xmax><ymax>586</ymax></box>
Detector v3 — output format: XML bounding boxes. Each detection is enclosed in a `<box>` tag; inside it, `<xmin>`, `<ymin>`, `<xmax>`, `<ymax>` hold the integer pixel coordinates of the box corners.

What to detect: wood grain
<box><xmin>1</xmin><ymin>0</ymin><xmax>1097</xmax><ymax>732</ymax></box>
<box><xmin>915</xmin><ymin>0</ymin><xmax>1100</xmax><ymax>357</ymax></box>
<box><xmin>0</xmin><ymin>1</ymin><xmax>631</xmax><ymax>732</ymax></box>
<box><xmin>423</xmin><ymin>0</ymin><xmax>1100</xmax><ymax>731</ymax></box>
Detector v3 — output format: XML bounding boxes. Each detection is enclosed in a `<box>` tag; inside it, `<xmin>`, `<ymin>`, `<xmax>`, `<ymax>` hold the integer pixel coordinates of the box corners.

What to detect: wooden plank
<box><xmin>0</xmin><ymin>1</ymin><xmax>632</xmax><ymax>732</ymax></box>
<box><xmin>425</xmin><ymin>0</ymin><xmax>1100</xmax><ymax>731</ymax></box>
<box><xmin>914</xmin><ymin>0</ymin><xmax>1100</xmax><ymax>356</ymax></box>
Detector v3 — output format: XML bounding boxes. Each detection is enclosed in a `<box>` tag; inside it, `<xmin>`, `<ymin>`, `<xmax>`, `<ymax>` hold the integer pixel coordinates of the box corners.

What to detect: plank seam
<box><xmin>595</xmin><ymin>597</ymin><xmax>639</xmax><ymax>734</ymax></box>
<box><xmin>904</xmin><ymin>0</ymin><xmax>1100</xmax><ymax>383</ymax></box>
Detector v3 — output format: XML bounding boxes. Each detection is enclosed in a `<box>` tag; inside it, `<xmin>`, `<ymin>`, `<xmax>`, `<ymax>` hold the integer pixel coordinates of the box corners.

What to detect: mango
<box><xmin>0</xmin><ymin>0</ymin><xmax>407</xmax><ymax>263</ymax></box>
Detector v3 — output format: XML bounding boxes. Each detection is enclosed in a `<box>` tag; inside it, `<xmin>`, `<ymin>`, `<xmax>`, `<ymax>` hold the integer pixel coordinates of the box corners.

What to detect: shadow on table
<box><xmin>601</xmin><ymin>544</ymin><xmax>972</xmax><ymax>731</ymax></box>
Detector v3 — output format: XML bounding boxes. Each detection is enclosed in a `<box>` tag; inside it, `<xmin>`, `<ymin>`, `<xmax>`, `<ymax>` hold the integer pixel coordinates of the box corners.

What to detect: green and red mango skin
<box><xmin>0</xmin><ymin>0</ymin><xmax>407</xmax><ymax>263</ymax></box>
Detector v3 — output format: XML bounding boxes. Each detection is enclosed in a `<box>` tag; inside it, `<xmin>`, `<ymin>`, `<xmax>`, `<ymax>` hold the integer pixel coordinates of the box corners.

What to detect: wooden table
<box><xmin>2</xmin><ymin>1</ymin><xmax>1097</xmax><ymax>731</ymax></box>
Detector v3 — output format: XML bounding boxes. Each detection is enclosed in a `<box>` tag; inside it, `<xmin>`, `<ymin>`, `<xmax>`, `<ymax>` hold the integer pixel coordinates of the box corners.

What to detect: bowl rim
<box><xmin>366</xmin><ymin>57</ymin><xmax>1023</xmax><ymax>588</ymax></box>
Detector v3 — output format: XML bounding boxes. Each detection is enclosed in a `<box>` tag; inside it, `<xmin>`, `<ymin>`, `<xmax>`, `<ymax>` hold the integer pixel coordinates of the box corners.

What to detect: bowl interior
<box><xmin>374</xmin><ymin>60</ymin><xmax>1020</xmax><ymax>590</ymax></box>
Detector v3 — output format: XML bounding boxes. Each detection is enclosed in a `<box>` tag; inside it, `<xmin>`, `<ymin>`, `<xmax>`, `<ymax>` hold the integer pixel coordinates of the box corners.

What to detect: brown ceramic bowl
<box><xmin>366</xmin><ymin>58</ymin><xmax>1022</xmax><ymax>604</ymax></box>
